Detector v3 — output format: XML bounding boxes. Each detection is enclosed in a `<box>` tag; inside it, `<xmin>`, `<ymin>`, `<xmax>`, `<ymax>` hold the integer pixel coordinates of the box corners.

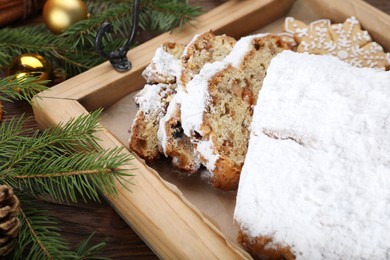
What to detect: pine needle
<box><xmin>141</xmin><ymin>0</ymin><xmax>203</xmax><ymax>31</ymax></box>
<box><xmin>1</xmin><ymin>111</ymin><xmax>134</xmax><ymax>203</ymax></box>
<box><xmin>15</xmin><ymin>198</ymin><xmax>75</xmax><ymax>259</ymax></box>
<box><xmin>0</xmin><ymin>26</ymin><xmax>58</xmax><ymax>67</ymax></box>
<box><xmin>14</xmin><ymin>197</ymin><xmax>110</xmax><ymax>260</ymax></box>
<box><xmin>0</xmin><ymin>75</ymin><xmax>48</xmax><ymax>103</ymax></box>
<box><xmin>74</xmin><ymin>232</ymin><xmax>109</xmax><ymax>260</ymax></box>
<box><xmin>0</xmin><ymin>0</ymin><xmax>202</xmax><ymax>78</ymax></box>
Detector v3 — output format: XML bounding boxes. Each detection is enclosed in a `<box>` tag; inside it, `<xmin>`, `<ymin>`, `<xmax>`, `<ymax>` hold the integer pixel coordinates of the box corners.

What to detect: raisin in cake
<box><xmin>129</xmin><ymin>42</ymin><xmax>183</xmax><ymax>161</ymax></box>
<box><xmin>158</xmin><ymin>31</ymin><xmax>236</xmax><ymax>173</ymax></box>
<box><xmin>234</xmin><ymin>51</ymin><xmax>390</xmax><ymax>259</ymax></box>
<box><xmin>181</xmin><ymin>34</ymin><xmax>291</xmax><ymax>190</ymax></box>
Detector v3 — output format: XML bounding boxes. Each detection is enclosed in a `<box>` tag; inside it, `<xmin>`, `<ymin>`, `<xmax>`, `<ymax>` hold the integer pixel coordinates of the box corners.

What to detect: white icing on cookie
<box><xmin>284</xmin><ymin>16</ymin><xmax>389</xmax><ymax>70</ymax></box>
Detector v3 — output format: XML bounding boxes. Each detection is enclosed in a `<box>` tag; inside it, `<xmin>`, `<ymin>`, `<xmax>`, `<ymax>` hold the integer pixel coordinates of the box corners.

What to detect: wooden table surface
<box><xmin>2</xmin><ymin>0</ymin><xmax>390</xmax><ymax>259</ymax></box>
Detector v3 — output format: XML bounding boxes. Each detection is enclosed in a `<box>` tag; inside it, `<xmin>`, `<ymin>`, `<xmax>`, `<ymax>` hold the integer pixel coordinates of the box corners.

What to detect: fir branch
<box><xmin>74</xmin><ymin>232</ymin><xmax>109</xmax><ymax>260</ymax></box>
<box><xmin>0</xmin><ymin>111</ymin><xmax>133</xmax><ymax>203</ymax></box>
<box><xmin>0</xmin><ymin>26</ymin><xmax>104</xmax><ymax>77</ymax></box>
<box><xmin>0</xmin><ymin>114</ymin><xmax>26</xmax><ymax>143</ymax></box>
<box><xmin>60</xmin><ymin>0</ymin><xmax>202</xmax><ymax>59</ymax></box>
<box><xmin>0</xmin><ymin>111</ymin><xmax>103</xmax><ymax>170</ymax></box>
<box><xmin>8</xmin><ymin>147</ymin><xmax>132</xmax><ymax>203</ymax></box>
<box><xmin>0</xmin><ymin>0</ymin><xmax>202</xmax><ymax>77</ymax></box>
<box><xmin>14</xmin><ymin>197</ymin><xmax>109</xmax><ymax>259</ymax></box>
<box><xmin>14</xmin><ymin>169</ymin><xmax>114</xmax><ymax>179</ymax></box>
<box><xmin>0</xmin><ymin>75</ymin><xmax>48</xmax><ymax>103</ymax></box>
<box><xmin>141</xmin><ymin>0</ymin><xmax>203</xmax><ymax>31</ymax></box>
<box><xmin>61</xmin><ymin>2</ymin><xmax>134</xmax><ymax>49</ymax></box>
<box><xmin>15</xmin><ymin>199</ymin><xmax>75</xmax><ymax>259</ymax></box>
<box><xmin>0</xmin><ymin>26</ymin><xmax>59</xmax><ymax>67</ymax></box>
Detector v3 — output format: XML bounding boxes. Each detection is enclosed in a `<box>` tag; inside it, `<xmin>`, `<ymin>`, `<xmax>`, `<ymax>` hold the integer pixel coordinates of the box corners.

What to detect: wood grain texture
<box><xmin>0</xmin><ymin>0</ymin><xmax>45</xmax><ymax>26</ymax></box>
<box><xmin>3</xmin><ymin>0</ymin><xmax>390</xmax><ymax>259</ymax></box>
<box><xmin>365</xmin><ymin>0</ymin><xmax>390</xmax><ymax>13</ymax></box>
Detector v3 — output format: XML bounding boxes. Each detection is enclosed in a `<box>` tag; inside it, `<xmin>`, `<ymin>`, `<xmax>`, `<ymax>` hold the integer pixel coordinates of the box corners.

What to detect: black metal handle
<box><xmin>95</xmin><ymin>0</ymin><xmax>140</xmax><ymax>72</ymax></box>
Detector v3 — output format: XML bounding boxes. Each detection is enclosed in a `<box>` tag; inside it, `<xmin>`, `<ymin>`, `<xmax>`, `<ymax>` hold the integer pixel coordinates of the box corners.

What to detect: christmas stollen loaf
<box><xmin>129</xmin><ymin>14</ymin><xmax>389</xmax><ymax>190</ymax></box>
<box><xmin>234</xmin><ymin>50</ymin><xmax>390</xmax><ymax>259</ymax></box>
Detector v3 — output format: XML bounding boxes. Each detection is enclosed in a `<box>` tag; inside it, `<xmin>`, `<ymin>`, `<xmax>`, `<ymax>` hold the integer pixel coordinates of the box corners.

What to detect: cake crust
<box><xmin>237</xmin><ymin>231</ymin><xmax>295</xmax><ymax>260</ymax></box>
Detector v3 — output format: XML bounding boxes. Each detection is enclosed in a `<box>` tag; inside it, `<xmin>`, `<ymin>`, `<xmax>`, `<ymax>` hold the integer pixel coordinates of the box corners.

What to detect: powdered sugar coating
<box><xmin>176</xmin><ymin>33</ymin><xmax>201</xmax><ymax>90</ymax></box>
<box><xmin>142</xmin><ymin>46</ymin><xmax>181</xmax><ymax>83</ymax></box>
<box><xmin>157</xmin><ymin>92</ymin><xmax>182</xmax><ymax>156</ymax></box>
<box><xmin>224</xmin><ymin>34</ymin><xmax>268</xmax><ymax>67</ymax></box>
<box><xmin>234</xmin><ymin>50</ymin><xmax>390</xmax><ymax>259</ymax></box>
<box><xmin>182</xmin><ymin>33</ymin><xmax>201</xmax><ymax>59</ymax></box>
<box><xmin>181</xmin><ymin>61</ymin><xmax>229</xmax><ymax>136</ymax></box>
<box><xmin>180</xmin><ymin>34</ymin><xmax>269</xmax><ymax>172</ymax></box>
<box><xmin>181</xmin><ymin>33</ymin><xmax>269</xmax><ymax>137</ymax></box>
<box><xmin>159</xmin><ymin>33</ymin><xmax>212</xmax><ymax>147</ymax></box>
<box><xmin>134</xmin><ymin>84</ymin><xmax>170</xmax><ymax>115</ymax></box>
<box><xmin>157</xmin><ymin>115</ymin><xmax>168</xmax><ymax>156</ymax></box>
<box><xmin>196</xmin><ymin>139</ymin><xmax>219</xmax><ymax>171</ymax></box>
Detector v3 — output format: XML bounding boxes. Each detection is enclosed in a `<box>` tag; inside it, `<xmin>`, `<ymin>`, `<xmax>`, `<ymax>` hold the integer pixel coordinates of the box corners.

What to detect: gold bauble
<box><xmin>43</xmin><ymin>0</ymin><xmax>88</xmax><ymax>34</ymax></box>
<box><xmin>7</xmin><ymin>53</ymin><xmax>54</xmax><ymax>86</ymax></box>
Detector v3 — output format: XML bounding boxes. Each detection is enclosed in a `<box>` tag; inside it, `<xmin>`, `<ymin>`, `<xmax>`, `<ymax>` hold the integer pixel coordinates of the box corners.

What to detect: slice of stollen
<box><xmin>181</xmin><ymin>34</ymin><xmax>291</xmax><ymax>190</ymax></box>
<box><xmin>128</xmin><ymin>42</ymin><xmax>183</xmax><ymax>161</ymax></box>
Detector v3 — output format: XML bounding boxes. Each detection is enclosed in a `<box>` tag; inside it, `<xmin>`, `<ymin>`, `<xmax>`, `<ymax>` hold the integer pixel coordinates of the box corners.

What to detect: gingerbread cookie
<box><xmin>278</xmin><ymin>32</ymin><xmax>297</xmax><ymax>48</ymax></box>
<box><xmin>284</xmin><ymin>16</ymin><xmax>390</xmax><ymax>70</ymax></box>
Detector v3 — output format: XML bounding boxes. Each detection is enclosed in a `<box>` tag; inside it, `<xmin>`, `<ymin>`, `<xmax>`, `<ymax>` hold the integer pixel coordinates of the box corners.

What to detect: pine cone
<box><xmin>0</xmin><ymin>185</ymin><xmax>20</xmax><ymax>257</ymax></box>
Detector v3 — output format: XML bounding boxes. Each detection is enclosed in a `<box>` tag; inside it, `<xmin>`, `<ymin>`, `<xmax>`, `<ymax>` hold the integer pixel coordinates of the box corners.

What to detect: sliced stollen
<box><xmin>181</xmin><ymin>34</ymin><xmax>291</xmax><ymax>190</ymax></box>
<box><xmin>128</xmin><ymin>42</ymin><xmax>183</xmax><ymax>161</ymax></box>
<box><xmin>234</xmin><ymin>51</ymin><xmax>390</xmax><ymax>259</ymax></box>
<box><xmin>179</xmin><ymin>31</ymin><xmax>238</xmax><ymax>89</ymax></box>
<box><xmin>158</xmin><ymin>31</ymin><xmax>236</xmax><ymax>173</ymax></box>
<box><xmin>142</xmin><ymin>41</ymin><xmax>184</xmax><ymax>84</ymax></box>
<box><xmin>129</xmin><ymin>83</ymin><xmax>176</xmax><ymax>161</ymax></box>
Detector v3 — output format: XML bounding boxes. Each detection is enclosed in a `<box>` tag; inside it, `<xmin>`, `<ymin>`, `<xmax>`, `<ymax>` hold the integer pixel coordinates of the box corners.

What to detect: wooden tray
<box><xmin>32</xmin><ymin>0</ymin><xmax>390</xmax><ymax>258</ymax></box>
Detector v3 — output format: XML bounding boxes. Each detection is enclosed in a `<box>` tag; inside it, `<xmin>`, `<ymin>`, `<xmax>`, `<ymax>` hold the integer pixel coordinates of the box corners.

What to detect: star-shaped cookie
<box><xmin>284</xmin><ymin>16</ymin><xmax>390</xmax><ymax>70</ymax></box>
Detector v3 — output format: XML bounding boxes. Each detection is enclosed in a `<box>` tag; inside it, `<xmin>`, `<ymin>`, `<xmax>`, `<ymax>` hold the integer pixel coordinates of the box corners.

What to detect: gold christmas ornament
<box><xmin>7</xmin><ymin>53</ymin><xmax>54</xmax><ymax>86</ymax></box>
<box><xmin>0</xmin><ymin>185</ymin><xmax>21</xmax><ymax>257</ymax></box>
<box><xmin>43</xmin><ymin>0</ymin><xmax>88</xmax><ymax>34</ymax></box>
